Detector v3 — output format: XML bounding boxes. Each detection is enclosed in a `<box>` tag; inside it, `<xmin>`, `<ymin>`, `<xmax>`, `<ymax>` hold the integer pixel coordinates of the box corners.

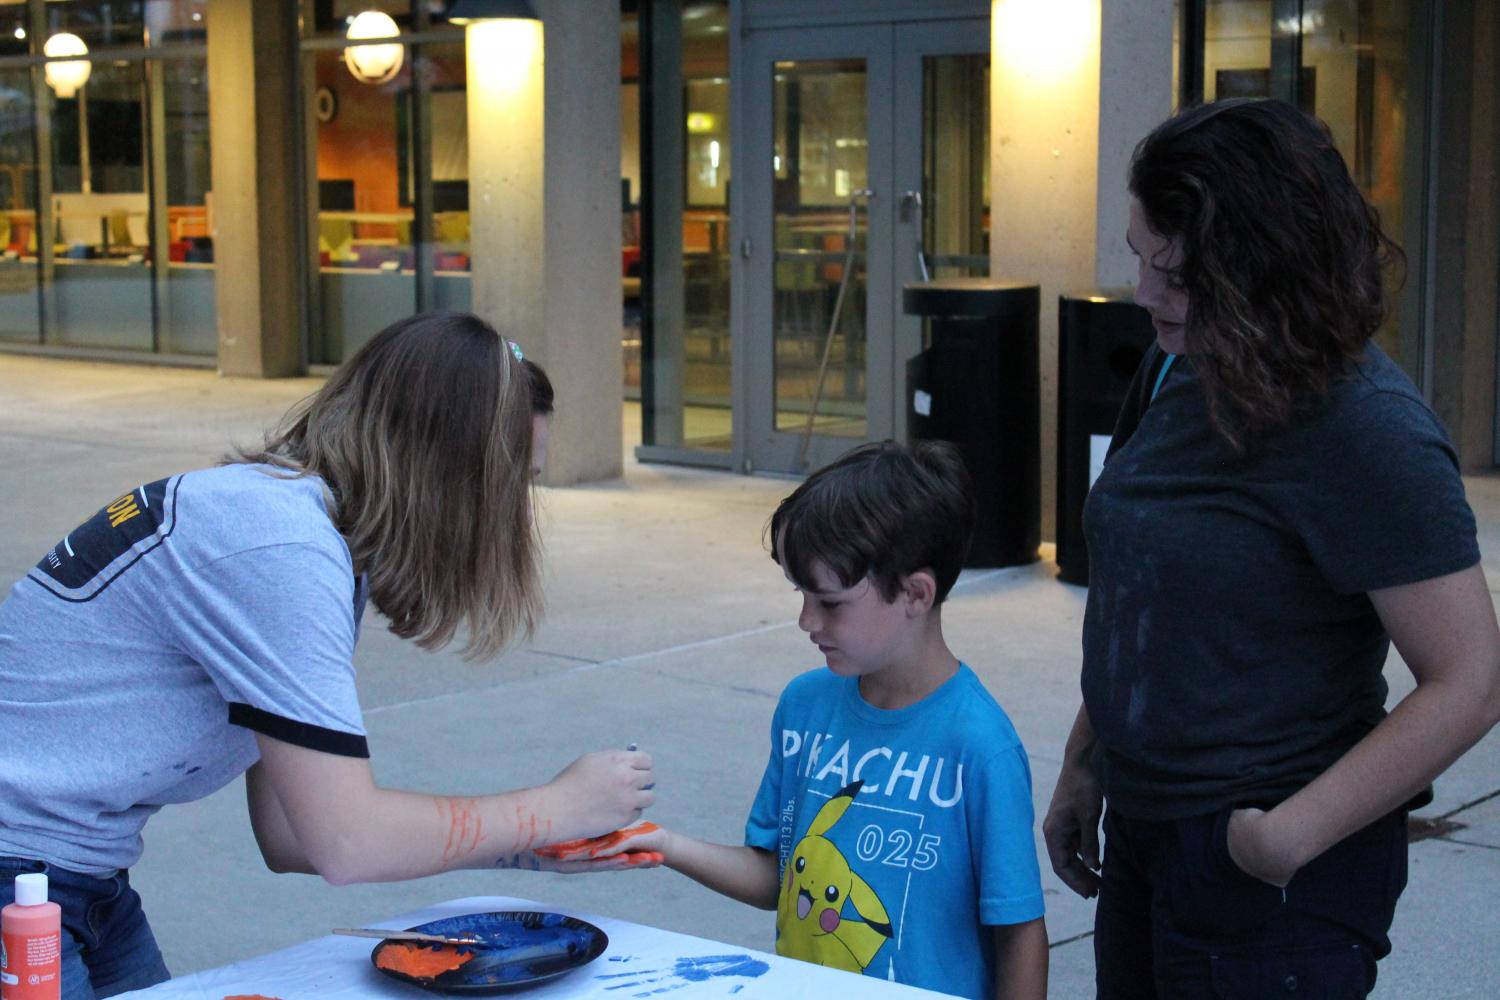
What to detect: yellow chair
<box><xmin>108</xmin><ymin>210</ymin><xmax>133</xmax><ymax>249</ymax></box>
<box><xmin>318</xmin><ymin>217</ymin><xmax>355</xmax><ymax>262</ymax></box>
<box><xmin>435</xmin><ymin>211</ymin><xmax>469</xmax><ymax>245</ymax></box>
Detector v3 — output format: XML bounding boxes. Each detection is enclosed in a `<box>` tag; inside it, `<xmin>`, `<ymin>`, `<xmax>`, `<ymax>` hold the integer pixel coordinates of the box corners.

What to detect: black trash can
<box><xmin>1055</xmin><ymin>289</ymin><xmax>1155</xmax><ymax>586</ymax></box>
<box><xmin>904</xmin><ymin>279</ymin><xmax>1040</xmax><ymax>568</ymax></box>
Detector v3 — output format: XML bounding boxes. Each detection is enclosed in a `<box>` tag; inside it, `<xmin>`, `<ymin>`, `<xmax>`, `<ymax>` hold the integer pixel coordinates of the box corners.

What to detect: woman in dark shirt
<box><xmin>1043</xmin><ymin>99</ymin><xmax>1500</xmax><ymax>997</ymax></box>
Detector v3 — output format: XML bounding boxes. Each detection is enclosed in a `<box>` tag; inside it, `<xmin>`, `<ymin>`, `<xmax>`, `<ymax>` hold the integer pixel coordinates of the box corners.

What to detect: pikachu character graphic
<box><xmin>776</xmin><ymin>780</ymin><xmax>894</xmax><ymax>972</ymax></box>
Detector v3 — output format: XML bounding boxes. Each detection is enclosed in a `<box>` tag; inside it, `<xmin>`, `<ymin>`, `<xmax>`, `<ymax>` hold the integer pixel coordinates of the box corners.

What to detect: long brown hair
<box><xmin>237</xmin><ymin>311</ymin><xmax>546</xmax><ymax>659</ymax></box>
<box><xmin>1129</xmin><ymin>98</ymin><xmax>1404</xmax><ymax>448</ymax></box>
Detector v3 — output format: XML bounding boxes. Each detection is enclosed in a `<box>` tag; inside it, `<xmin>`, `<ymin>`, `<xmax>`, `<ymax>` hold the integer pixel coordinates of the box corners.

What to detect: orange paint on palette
<box><xmin>536</xmin><ymin>822</ymin><xmax>660</xmax><ymax>860</ymax></box>
<box><xmin>375</xmin><ymin>943</ymin><xmax>475</xmax><ymax>979</ymax></box>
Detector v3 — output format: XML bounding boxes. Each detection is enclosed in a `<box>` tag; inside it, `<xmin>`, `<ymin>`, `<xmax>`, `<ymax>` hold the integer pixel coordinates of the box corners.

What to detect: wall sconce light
<box><xmin>344</xmin><ymin>10</ymin><xmax>404</xmax><ymax>85</ymax></box>
<box><xmin>43</xmin><ymin>32</ymin><xmax>90</xmax><ymax>98</ymax></box>
<box><xmin>447</xmin><ymin>0</ymin><xmax>539</xmax><ymax>23</ymax></box>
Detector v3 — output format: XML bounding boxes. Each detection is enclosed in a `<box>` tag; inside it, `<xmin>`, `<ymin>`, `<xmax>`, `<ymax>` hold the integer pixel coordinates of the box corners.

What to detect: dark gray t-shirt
<box><xmin>1081</xmin><ymin>343</ymin><xmax>1479</xmax><ymax>820</ymax></box>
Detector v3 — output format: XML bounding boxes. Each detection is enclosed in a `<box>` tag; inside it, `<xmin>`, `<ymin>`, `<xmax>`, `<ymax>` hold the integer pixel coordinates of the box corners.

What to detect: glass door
<box><xmin>740</xmin><ymin>25</ymin><xmax>894</xmax><ymax>474</ymax></box>
<box><xmin>891</xmin><ymin>19</ymin><xmax>990</xmax><ymax>445</ymax></box>
<box><xmin>738</xmin><ymin>20</ymin><xmax>988</xmax><ymax>474</ymax></box>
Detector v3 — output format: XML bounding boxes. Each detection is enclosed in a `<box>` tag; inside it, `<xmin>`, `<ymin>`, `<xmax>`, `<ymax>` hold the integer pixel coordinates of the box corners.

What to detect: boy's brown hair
<box><xmin>770</xmin><ymin>440</ymin><xmax>975</xmax><ymax>604</ymax></box>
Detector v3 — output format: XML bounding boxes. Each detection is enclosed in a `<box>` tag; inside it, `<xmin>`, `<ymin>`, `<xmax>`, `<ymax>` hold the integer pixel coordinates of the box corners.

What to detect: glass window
<box><xmin>1183</xmin><ymin>0</ymin><xmax>1421</xmax><ymax>376</ymax></box>
<box><xmin>45</xmin><ymin>1</ymin><xmax>148</xmax><ymax>51</ymax></box>
<box><xmin>1299</xmin><ymin>0</ymin><xmax>1413</xmax><ymax>368</ymax></box>
<box><xmin>309</xmin><ymin>44</ymin><xmax>417</xmax><ymax>362</ymax></box>
<box><xmin>772</xmin><ymin>59</ymin><xmax>867</xmax><ymax>438</ymax></box>
<box><xmin>0</xmin><ymin>62</ymin><xmax>37</xmax><ymax>343</ymax></box>
<box><xmin>922</xmin><ymin>54</ymin><xmax>988</xmax><ymax>280</ymax></box>
<box><xmin>158</xmin><ymin>53</ymin><xmax>214</xmax><ymax>354</ymax></box>
<box><xmin>633</xmin><ymin>0</ymin><xmax>733</xmax><ymax>454</ymax></box>
<box><xmin>304</xmin><ymin>6</ymin><xmax>468</xmax><ymax>363</ymax></box>
<box><xmin>0</xmin><ymin>1</ymin><xmax>211</xmax><ymax>357</ymax></box>
<box><xmin>414</xmin><ymin>43</ymin><xmax>470</xmax><ymax>312</ymax></box>
<box><xmin>47</xmin><ymin>56</ymin><xmax>155</xmax><ymax>349</ymax></box>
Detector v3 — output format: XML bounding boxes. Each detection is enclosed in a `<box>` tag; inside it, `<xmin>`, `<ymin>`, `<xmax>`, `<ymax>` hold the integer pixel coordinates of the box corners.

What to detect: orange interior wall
<box><xmin>315</xmin><ymin>53</ymin><xmax>400</xmax><ymax>215</ymax></box>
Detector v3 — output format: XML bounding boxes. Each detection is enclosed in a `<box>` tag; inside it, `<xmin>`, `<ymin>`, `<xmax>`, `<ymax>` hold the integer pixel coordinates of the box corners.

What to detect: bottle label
<box><xmin>1</xmin><ymin>929</ymin><xmax>61</xmax><ymax>1000</ymax></box>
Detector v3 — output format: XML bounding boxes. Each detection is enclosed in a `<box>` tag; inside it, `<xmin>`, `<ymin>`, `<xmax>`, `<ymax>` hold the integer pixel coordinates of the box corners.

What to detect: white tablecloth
<box><xmin>118</xmin><ymin>896</ymin><xmax>951</xmax><ymax>999</ymax></box>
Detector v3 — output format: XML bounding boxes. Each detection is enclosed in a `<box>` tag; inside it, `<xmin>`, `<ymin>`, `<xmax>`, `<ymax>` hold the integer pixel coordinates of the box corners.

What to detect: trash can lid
<box><xmin>902</xmin><ymin>278</ymin><xmax>1039</xmax><ymax>318</ymax></box>
<box><xmin>1060</xmin><ymin>286</ymin><xmax>1136</xmax><ymax>305</ymax></box>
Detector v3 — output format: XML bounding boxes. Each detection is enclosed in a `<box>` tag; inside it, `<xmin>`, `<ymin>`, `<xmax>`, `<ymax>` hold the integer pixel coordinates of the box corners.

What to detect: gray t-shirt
<box><xmin>1081</xmin><ymin>344</ymin><xmax>1479</xmax><ymax>820</ymax></box>
<box><xmin>0</xmin><ymin>463</ymin><xmax>369</xmax><ymax>875</ymax></box>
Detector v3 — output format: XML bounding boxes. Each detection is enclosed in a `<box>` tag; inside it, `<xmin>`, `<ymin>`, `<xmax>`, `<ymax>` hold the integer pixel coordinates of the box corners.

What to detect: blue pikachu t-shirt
<box><xmin>745</xmin><ymin>666</ymin><xmax>1044</xmax><ymax>999</ymax></box>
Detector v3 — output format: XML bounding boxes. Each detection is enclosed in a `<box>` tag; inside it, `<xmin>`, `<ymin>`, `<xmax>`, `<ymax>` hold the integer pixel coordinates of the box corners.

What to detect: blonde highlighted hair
<box><xmin>236</xmin><ymin>311</ymin><xmax>550</xmax><ymax>659</ymax></box>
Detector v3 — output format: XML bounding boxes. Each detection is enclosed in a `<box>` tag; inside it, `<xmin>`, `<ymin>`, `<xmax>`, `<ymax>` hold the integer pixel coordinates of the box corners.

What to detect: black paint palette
<box><xmin>370</xmin><ymin>911</ymin><xmax>608</xmax><ymax>994</ymax></box>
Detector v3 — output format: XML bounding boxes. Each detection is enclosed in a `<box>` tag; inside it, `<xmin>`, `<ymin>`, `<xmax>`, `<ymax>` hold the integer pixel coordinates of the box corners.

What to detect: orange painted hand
<box><xmin>535</xmin><ymin>821</ymin><xmax>664</xmax><ymax>865</ymax></box>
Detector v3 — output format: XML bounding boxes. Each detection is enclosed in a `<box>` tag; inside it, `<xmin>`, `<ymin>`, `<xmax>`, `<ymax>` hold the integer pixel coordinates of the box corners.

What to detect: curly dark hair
<box><xmin>1129</xmin><ymin>98</ymin><xmax>1404</xmax><ymax>448</ymax></box>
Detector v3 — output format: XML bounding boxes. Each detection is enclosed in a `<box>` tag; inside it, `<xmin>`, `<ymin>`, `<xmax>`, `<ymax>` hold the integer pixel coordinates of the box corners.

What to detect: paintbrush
<box><xmin>333</xmin><ymin>927</ymin><xmax>483</xmax><ymax>946</ymax></box>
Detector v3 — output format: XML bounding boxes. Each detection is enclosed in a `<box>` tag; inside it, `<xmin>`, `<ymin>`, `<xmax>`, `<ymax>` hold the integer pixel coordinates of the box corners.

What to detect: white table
<box><xmin>118</xmin><ymin>896</ymin><xmax>950</xmax><ymax>999</ymax></box>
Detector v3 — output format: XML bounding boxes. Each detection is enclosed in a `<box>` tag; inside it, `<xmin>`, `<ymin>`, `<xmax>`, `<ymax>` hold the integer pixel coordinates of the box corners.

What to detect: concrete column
<box><xmin>467</xmin><ymin>1</ymin><xmax>623</xmax><ymax>485</ymax></box>
<box><xmin>207</xmin><ymin>0</ymin><xmax>303</xmax><ymax>377</ymax></box>
<box><xmin>990</xmin><ymin>0</ymin><xmax>1101</xmax><ymax>541</ymax></box>
<box><xmin>467</xmin><ymin>18</ymin><xmax>545</xmax><ymax>361</ymax></box>
<box><xmin>1095</xmin><ymin>0</ymin><xmax>1173</xmax><ymax>287</ymax></box>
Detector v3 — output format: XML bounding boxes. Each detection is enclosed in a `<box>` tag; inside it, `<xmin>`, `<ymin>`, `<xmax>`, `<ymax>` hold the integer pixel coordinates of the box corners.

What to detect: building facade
<box><xmin>0</xmin><ymin>0</ymin><xmax>1494</xmax><ymax>507</ymax></box>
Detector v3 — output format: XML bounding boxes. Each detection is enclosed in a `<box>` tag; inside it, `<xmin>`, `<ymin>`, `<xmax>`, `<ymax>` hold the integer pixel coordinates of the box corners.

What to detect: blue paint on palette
<box><xmin>596</xmin><ymin>954</ymin><xmax>769</xmax><ymax>996</ymax></box>
<box><xmin>370</xmin><ymin>911</ymin><xmax>608</xmax><ymax>995</ymax></box>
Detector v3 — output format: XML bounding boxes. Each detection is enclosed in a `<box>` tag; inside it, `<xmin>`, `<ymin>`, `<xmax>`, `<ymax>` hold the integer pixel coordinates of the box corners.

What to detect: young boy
<box><xmin>575</xmin><ymin>441</ymin><xmax>1047</xmax><ymax>999</ymax></box>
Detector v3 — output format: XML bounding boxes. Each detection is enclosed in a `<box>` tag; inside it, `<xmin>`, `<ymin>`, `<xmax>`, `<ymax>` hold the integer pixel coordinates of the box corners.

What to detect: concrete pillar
<box><xmin>207</xmin><ymin>0</ymin><xmax>303</xmax><ymax>377</ymax></box>
<box><xmin>990</xmin><ymin>0</ymin><xmax>1101</xmax><ymax>541</ymax></box>
<box><xmin>467</xmin><ymin>1</ymin><xmax>623</xmax><ymax>485</ymax></box>
<box><xmin>1095</xmin><ymin>0</ymin><xmax>1174</xmax><ymax>287</ymax></box>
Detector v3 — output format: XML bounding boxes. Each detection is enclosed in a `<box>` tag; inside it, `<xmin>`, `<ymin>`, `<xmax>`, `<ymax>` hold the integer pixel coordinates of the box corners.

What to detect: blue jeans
<box><xmin>0</xmin><ymin>858</ymin><xmax>170</xmax><ymax>1000</ymax></box>
<box><xmin>1093</xmin><ymin>805</ymin><xmax>1407</xmax><ymax>999</ymax></box>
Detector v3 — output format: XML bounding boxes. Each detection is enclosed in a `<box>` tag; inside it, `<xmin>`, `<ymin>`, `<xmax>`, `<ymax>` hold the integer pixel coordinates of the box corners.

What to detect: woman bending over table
<box><xmin>0</xmin><ymin>311</ymin><xmax>655</xmax><ymax>999</ymax></box>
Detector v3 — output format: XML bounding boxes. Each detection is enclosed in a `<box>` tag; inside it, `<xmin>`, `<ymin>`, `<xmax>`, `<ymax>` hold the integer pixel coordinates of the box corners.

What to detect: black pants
<box><xmin>1094</xmin><ymin>804</ymin><xmax>1407</xmax><ymax>999</ymax></box>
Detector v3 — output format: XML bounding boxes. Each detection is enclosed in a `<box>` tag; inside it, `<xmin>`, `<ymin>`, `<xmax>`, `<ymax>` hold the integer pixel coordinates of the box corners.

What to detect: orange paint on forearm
<box><xmin>536</xmin><ymin>822</ymin><xmax>660</xmax><ymax>860</ymax></box>
<box><xmin>435</xmin><ymin>796</ymin><xmax>485</xmax><ymax>864</ymax></box>
<box><xmin>375</xmin><ymin>943</ymin><xmax>475</xmax><ymax>978</ymax></box>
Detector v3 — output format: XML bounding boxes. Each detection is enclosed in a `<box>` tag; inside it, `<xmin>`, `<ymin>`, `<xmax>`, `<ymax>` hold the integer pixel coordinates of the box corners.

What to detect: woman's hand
<box><xmin>1225</xmin><ymin>807</ymin><xmax>1302</xmax><ymax>888</ymax></box>
<box><xmin>1043</xmin><ymin>758</ymin><xmax>1103</xmax><ymax>898</ymax></box>
<box><xmin>543</xmin><ymin>749</ymin><xmax>656</xmax><ymax>841</ymax></box>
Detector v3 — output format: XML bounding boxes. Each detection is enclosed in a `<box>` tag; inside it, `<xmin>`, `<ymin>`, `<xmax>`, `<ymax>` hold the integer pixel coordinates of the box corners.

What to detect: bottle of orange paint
<box><xmin>2</xmin><ymin>873</ymin><xmax>61</xmax><ymax>1000</ymax></box>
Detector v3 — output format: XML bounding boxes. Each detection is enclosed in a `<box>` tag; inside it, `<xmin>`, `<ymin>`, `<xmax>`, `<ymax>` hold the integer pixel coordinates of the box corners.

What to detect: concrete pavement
<box><xmin>1</xmin><ymin>354</ymin><xmax>1496</xmax><ymax>997</ymax></box>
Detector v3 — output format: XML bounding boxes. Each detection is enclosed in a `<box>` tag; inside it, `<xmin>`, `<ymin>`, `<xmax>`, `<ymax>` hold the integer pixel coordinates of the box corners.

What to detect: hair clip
<box><xmin>507</xmin><ymin>340</ymin><xmax>524</xmax><ymax>363</ymax></box>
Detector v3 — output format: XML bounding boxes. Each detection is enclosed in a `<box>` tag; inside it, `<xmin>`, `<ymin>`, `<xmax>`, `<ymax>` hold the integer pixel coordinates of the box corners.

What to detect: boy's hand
<box><xmin>495</xmin><ymin>846</ymin><xmax>663</xmax><ymax>874</ymax></box>
<box><xmin>535</xmin><ymin>821</ymin><xmax>667</xmax><ymax>863</ymax></box>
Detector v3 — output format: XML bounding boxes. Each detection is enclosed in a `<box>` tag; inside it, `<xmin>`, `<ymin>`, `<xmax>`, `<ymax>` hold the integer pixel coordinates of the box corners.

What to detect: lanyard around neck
<box><xmin>1151</xmin><ymin>353</ymin><xmax>1178</xmax><ymax>402</ymax></box>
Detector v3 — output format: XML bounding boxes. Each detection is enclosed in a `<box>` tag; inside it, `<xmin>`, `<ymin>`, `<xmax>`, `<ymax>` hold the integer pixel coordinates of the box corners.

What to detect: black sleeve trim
<box><xmin>228</xmin><ymin>703</ymin><xmax>370</xmax><ymax>758</ymax></box>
